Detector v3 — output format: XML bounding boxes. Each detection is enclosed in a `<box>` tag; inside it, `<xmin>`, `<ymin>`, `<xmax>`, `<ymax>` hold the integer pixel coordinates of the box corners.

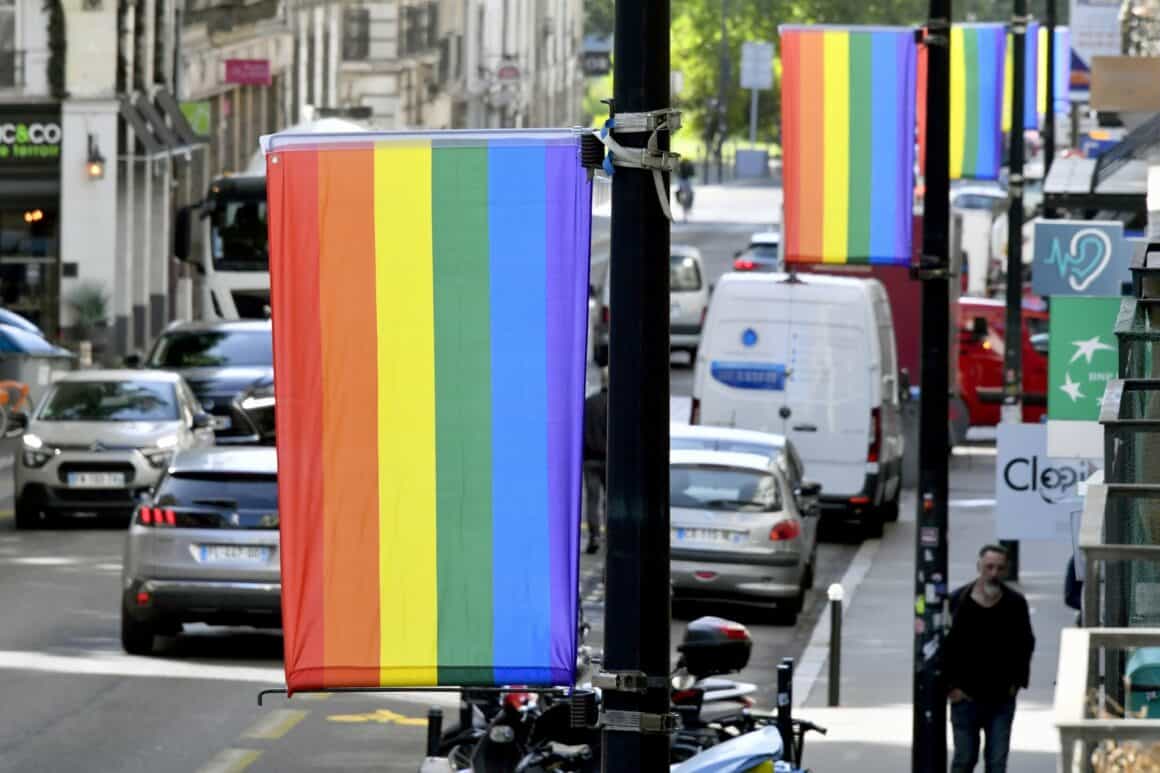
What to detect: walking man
<box><xmin>582</xmin><ymin>369</ymin><xmax>608</xmax><ymax>554</ymax></box>
<box><xmin>944</xmin><ymin>544</ymin><xmax>1035</xmax><ymax>772</ymax></box>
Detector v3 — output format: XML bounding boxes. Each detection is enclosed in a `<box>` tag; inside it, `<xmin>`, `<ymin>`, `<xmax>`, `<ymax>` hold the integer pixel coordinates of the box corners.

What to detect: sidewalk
<box><xmin>793</xmin><ymin>451</ymin><xmax>1072</xmax><ymax>772</ymax></box>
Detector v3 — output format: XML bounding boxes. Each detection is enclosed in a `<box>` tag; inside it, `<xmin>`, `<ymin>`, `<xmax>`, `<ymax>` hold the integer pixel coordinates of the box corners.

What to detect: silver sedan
<box><xmin>669</xmin><ymin>449</ymin><xmax>818</xmax><ymax>625</ymax></box>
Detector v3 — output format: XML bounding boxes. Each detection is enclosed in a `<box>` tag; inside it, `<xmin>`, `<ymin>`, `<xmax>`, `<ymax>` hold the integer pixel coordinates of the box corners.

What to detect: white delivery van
<box><xmin>691</xmin><ymin>272</ymin><xmax>904</xmax><ymax>537</ymax></box>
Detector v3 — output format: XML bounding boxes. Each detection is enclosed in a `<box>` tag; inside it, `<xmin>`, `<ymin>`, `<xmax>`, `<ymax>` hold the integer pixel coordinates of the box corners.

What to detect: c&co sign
<box><xmin>0</xmin><ymin>104</ymin><xmax>62</xmax><ymax>168</ymax></box>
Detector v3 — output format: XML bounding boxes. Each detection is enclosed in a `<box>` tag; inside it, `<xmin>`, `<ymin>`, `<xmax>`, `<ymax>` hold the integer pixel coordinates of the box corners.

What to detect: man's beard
<box><xmin>981</xmin><ymin>579</ymin><xmax>1001</xmax><ymax>599</ymax></box>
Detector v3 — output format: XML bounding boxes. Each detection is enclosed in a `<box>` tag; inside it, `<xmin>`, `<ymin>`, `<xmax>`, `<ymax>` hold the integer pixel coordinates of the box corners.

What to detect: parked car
<box><xmin>120</xmin><ymin>446</ymin><xmax>281</xmax><ymax>655</ymax></box>
<box><xmin>595</xmin><ymin>245</ymin><xmax>712</xmax><ymax>365</ymax></box>
<box><xmin>12</xmin><ymin>370</ymin><xmax>215</xmax><ymax>528</ymax></box>
<box><xmin>732</xmin><ymin>231</ymin><xmax>782</xmax><ymax>272</ymax></box>
<box><xmin>669</xmin><ymin>423</ymin><xmax>820</xmax><ymax>517</ymax></box>
<box><xmin>134</xmin><ymin>319</ymin><xmax>275</xmax><ymax>445</ymax></box>
<box><xmin>692</xmin><ymin>272</ymin><xmax>905</xmax><ymax>537</ymax></box>
<box><xmin>669</xmin><ymin>449</ymin><xmax>817</xmax><ymax>625</ymax></box>
<box><xmin>957</xmin><ymin>296</ymin><xmax>1049</xmax><ymax>425</ymax></box>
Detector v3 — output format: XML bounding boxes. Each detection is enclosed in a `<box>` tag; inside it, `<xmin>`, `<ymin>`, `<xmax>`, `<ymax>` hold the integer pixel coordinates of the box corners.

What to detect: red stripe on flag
<box><xmin>780</xmin><ymin>30</ymin><xmax>801</xmax><ymax>262</ymax></box>
<box><xmin>269</xmin><ymin>149</ymin><xmax>327</xmax><ymax>693</ymax></box>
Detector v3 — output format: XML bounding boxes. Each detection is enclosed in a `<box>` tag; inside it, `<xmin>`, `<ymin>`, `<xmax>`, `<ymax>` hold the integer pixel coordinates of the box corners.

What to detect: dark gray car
<box><xmin>136</xmin><ymin>320</ymin><xmax>275</xmax><ymax>445</ymax></box>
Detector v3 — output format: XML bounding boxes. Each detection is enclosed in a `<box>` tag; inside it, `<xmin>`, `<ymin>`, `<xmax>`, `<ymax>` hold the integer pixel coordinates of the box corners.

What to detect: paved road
<box><xmin>0</xmin><ymin>181</ymin><xmax>870</xmax><ymax>772</ymax></box>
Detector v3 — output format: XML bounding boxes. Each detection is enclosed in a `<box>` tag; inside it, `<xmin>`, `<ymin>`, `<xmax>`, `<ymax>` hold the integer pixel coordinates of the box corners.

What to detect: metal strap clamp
<box><xmin>600</xmin><ymin>709</ymin><xmax>680</xmax><ymax>735</ymax></box>
<box><xmin>591</xmin><ymin>670</ymin><xmax>669</xmax><ymax>693</ymax></box>
<box><xmin>590</xmin><ymin>107</ymin><xmax>684</xmax><ymax>221</ymax></box>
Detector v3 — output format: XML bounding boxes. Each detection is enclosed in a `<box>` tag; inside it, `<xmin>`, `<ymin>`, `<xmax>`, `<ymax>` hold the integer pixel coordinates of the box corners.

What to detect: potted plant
<box><xmin>66</xmin><ymin>282</ymin><xmax>110</xmax><ymax>363</ymax></box>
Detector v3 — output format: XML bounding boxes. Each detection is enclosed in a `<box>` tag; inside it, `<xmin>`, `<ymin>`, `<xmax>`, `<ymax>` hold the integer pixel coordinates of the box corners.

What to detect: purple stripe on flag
<box><xmin>544</xmin><ymin>140</ymin><xmax>588</xmax><ymax>682</ymax></box>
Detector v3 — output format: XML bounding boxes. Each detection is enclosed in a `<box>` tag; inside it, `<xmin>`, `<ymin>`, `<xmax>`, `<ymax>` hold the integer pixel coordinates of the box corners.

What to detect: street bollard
<box><xmin>425</xmin><ymin>707</ymin><xmax>442</xmax><ymax>757</ymax></box>
<box><xmin>828</xmin><ymin>583</ymin><xmax>844</xmax><ymax>707</ymax></box>
<box><xmin>777</xmin><ymin>658</ymin><xmax>795</xmax><ymax>765</ymax></box>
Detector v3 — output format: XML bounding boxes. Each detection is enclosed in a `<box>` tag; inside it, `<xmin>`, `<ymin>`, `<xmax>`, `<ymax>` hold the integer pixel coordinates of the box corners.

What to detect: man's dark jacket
<box><xmin>943</xmin><ymin>581</ymin><xmax>1035</xmax><ymax>702</ymax></box>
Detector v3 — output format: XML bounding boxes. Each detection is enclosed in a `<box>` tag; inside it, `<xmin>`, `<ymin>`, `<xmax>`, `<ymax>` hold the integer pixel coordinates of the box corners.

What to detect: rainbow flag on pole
<box><xmin>950</xmin><ymin>24</ymin><xmax>1006</xmax><ymax>180</ymax></box>
<box><xmin>1037</xmin><ymin>26</ymin><xmax>1071</xmax><ymax>118</ymax></box>
<box><xmin>265</xmin><ymin>130</ymin><xmax>591</xmax><ymax>691</ymax></box>
<box><xmin>779</xmin><ymin>26</ymin><xmax>917</xmax><ymax>266</ymax></box>
<box><xmin>1002</xmin><ymin>22</ymin><xmax>1039</xmax><ymax>133</ymax></box>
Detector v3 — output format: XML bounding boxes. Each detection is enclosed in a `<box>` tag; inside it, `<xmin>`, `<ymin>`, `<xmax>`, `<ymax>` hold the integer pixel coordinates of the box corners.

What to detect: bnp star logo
<box><xmin>1058</xmin><ymin>335</ymin><xmax>1116</xmax><ymax>405</ymax></box>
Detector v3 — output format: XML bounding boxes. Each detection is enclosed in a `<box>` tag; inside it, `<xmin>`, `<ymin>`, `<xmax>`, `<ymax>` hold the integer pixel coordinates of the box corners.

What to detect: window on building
<box><xmin>0</xmin><ymin>0</ymin><xmax>15</xmax><ymax>89</ymax></box>
<box><xmin>343</xmin><ymin>7</ymin><xmax>370</xmax><ymax>61</ymax></box>
<box><xmin>427</xmin><ymin>2</ymin><xmax>439</xmax><ymax>49</ymax></box>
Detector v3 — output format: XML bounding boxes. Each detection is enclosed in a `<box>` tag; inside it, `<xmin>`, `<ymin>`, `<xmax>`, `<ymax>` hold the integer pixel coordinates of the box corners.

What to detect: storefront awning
<box><xmin>119</xmin><ymin>88</ymin><xmax>210</xmax><ymax>160</ymax></box>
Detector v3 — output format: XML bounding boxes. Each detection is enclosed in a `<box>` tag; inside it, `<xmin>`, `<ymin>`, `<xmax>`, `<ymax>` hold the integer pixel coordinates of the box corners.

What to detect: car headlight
<box><xmin>23</xmin><ymin>433</ymin><xmax>43</xmax><ymax>450</ymax></box>
<box><xmin>142</xmin><ymin>448</ymin><xmax>175</xmax><ymax>469</ymax></box>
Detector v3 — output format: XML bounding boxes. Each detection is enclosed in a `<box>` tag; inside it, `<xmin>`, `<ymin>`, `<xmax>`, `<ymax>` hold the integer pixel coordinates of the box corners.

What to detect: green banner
<box><xmin>180</xmin><ymin>101</ymin><xmax>211</xmax><ymax>136</ymax></box>
<box><xmin>1048</xmin><ymin>296</ymin><xmax>1121</xmax><ymax>421</ymax></box>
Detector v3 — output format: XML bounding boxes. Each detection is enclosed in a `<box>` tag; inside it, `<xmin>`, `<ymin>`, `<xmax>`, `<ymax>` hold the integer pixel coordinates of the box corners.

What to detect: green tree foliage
<box><xmin>586</xmin><ymin>0</ymin><xmax>615</xmax><ymax>37</ymax></box>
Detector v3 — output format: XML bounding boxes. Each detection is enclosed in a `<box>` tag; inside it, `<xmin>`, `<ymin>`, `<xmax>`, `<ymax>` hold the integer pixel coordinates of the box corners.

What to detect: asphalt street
<box><xmin>0</xmin><ymin>182</ymin><xmax>878</xmax><ymax>772</ymax></box>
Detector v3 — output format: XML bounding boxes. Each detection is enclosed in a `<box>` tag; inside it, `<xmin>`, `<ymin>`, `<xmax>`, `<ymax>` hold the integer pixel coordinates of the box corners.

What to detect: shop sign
<box><xmin>0</xmin><ymin>104</ymin><xmax>62</xmax><ymax>167</ymax></box>
<box><xmin>225</xmin><ymin>59</ymin><xmax>271</xmax><ymax>86</ymax></box>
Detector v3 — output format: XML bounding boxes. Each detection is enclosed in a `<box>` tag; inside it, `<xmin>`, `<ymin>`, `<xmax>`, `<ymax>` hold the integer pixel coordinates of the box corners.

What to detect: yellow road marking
<box><xmin>196</xmin><ymin>748</ymin><xmax>262</xmax><ymax>773</ymax></box>
<box><xmin>295</xmin><ymin>692</ymin><xmax>332</xmax><ymax>701</ymax></box>
<box><xmin>0</xmin><ymin>510</ymin><xmax>12</xmax><ymax>521</ymax></box>
<box><xmin>241</xmin><ymin>708</ymin><xmax>309</xmax><ymax>740</ymax></box>
<box><xmin>327</xmin><ymin>708</ymin><xmax>428</xmax><ymax>727</ymax></box>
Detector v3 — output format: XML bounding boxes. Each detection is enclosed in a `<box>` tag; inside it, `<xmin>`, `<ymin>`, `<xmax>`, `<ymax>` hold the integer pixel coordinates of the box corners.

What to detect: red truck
<box><xmin>956</xmin><ymin>296</ymin><xmax>1048</xmax><ymax>425</ymax></box>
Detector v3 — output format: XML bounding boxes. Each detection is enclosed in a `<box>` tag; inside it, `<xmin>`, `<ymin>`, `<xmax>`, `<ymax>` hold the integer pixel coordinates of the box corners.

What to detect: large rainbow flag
<box><xmin>779</xmin><ymin>26</ymin><xmax>917</xmax><ymax>266</ymax></box>
<box><xmin>265</xmin><ymin>130</ymin><xmax>591</xmax><ymax>691</ymax></box>
<box><xmin>950</xmin><ymin>24</ymin><xmax>1006</xmax><ymax>180</ymax></box>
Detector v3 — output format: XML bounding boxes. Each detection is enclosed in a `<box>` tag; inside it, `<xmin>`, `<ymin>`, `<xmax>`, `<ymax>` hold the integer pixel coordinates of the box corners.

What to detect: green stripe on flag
<box><xmin>962</xmin><ymin>28</ymin><xmax>981</xmax><ymax>177</ymax></box>
<box><xmin>432</xmin><ymin>145</ymin><xmax>494</xmax><ymax>684</ymax></box>
<box><xmin>846</xmin><ymin>33</ymin><xmax>873</xmax><ymax>261</ymax></box>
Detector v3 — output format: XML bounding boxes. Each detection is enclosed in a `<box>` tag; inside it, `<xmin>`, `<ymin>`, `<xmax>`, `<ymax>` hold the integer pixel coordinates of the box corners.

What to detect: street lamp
<box><xmin>86</xmin><ymin>133</ymin><xmax>106</xmax><ymax>180</ymax></box>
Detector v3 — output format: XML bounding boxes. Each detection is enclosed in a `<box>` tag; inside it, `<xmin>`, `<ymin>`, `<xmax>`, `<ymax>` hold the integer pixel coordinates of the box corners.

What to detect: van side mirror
<box><xmin>5</xmin><ymin>410</ymin><xmax>27</xmax><ymax>436</ymax></box>
<box><xmin>971</xmin><ymin>316</ymin><xmax>989</xmax><ymax>340</ymax></box>
<box><xmin>174</xmin><ymin>206</ymin><xmax>193</xmax><ymax>262</ymax></box>
<box><xmin>123</xmin><ymin>353</ymin><xmax>142</xmax><ymax>368</ymax></box>
<box><xmin>192</xmin><ymin>412</ymin><xmax>213</xmax><ymax>430</ymax></box>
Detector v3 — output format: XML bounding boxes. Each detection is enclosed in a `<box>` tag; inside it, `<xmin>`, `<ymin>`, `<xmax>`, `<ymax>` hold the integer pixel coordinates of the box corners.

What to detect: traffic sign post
<box><xmin>739</xmin><ymin>41</ymin><xmax>774</xmax><ymax>146</ymax></box>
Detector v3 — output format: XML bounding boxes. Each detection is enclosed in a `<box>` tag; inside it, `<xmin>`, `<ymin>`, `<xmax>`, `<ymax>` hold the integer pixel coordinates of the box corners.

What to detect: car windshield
<box><xmin>39</xmin><ymin>381</ymin><xmax>179</xmax><ymax>422</ymax></box>
<box><xmin>670</xmin><ymin>255</ymin><xmax>702</xmax><ymax>291</ymax></box>
<box><xmin>148</xmin><ymin>330</ymin><xmax>272</xmax><ymax>368</ymax></box>
<box><xmin>747</xmin><ymin>244</ymin><xmax>779</xmax><ymax>260</ymax></box>
<box><xmin>670</xmin><ymin>464</ymin><xmax>781</xmax><ymax>511</ymax></box>
<box><xmin>210</xmin><ymin>195</ymin><xmax>268</xmax><ymax>271</ymax></box>
<box><xmin>671</xmin><ymin>437</ymin><xmax>778</xmax><ymax>457</ymax></box>
<box><xmin>157</xmin><ymin>473</ymin><xmax>279</xmax><ymax>510</ymax></box>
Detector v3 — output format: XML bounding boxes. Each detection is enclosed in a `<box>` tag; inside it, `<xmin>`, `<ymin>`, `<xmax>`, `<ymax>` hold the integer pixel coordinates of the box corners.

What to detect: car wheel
<box><xmin>121</xmin><ymin>604</ymin><xmax>157</xmax><ymax>656</ymax></box>
<box><xmin>862</xmin><ymin>514</ymin><xmax>884</xmax><ymax>540</ymax></box>
<box><xmin>772</xmin><ymin>601</ymin><xmax>800</xmax><ymax>627</ymax></box>
<box><xmin>803</xmin><ymin>555</ymin><xmax>816</xmax><ymax>591</ymax></box>
<box><xmin>13</xmin><ymin>494</ymin><xmax>42</xmax><ymax>530</ymax></box>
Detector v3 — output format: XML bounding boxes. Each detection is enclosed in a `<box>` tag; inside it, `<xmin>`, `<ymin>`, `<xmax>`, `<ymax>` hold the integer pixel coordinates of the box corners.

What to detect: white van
<box><xmin>691</xmin><ymin>272</ymin><xmax>904</xmax><ymax>536</ymax></box>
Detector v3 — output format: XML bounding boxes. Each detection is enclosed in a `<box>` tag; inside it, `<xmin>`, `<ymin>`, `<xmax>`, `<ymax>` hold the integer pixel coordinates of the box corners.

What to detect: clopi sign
<box><xmin>1032</xmin><ymin>220</ymin><xmax>1129</xmax><ymax>296</ymax></box>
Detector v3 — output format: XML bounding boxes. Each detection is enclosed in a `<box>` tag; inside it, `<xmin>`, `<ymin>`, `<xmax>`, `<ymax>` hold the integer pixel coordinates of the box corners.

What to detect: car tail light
<box><xmin>850</xmin><ymin>496</ymin><xmax>871</xmax><ymax>505</ymax></box>
<box><xmin>672</xmin><ymin>688</ymin><xmax>701</xmax><ymax>704</ymax></box>
<box><xmin>137</xmin><ymin>506</ymin><xmax>177</xmax><ymax>527</ymax></box>
<box><xmin>717</xmin><ymin>621</ymin><xmax>750</xmax><ymax>640</ymax></box>
<box><xmin>601</xmin><ymin>305</ymin><xmax>610</xmax><ymax>325</ymax></box>
<box><xmin>690</xmin><ymin>398</ymin><xmax>700</xmax><ymax>425</ymax></box>
<box><xmin>769</xmin><ymin>520</ymin><xmax>801</xmax><ymax>541</ymax></box>
<box><xmin>868</xmin><ymin>407</ymin><xmax>882</xmax><ymax>463</ymax></box>
<box><xmin>734</xmin><ymin>258</ymin><xmax>757</xmax><ymax>271</ymax></box>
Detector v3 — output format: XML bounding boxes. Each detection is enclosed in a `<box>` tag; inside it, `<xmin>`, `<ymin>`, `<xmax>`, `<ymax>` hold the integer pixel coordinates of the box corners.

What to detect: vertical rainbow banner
<box><xmin>1002</xmin><ymin>22</ymin><xmax>1040</xmax><ymax>133</ymax></box>
<box><xmin>265</xmin><ymin>130</ymin><xmax>591</xmax><ymax>691</ymax></box>
<box><xmin>779</xmin><ymin>26</ymin><xmax>917</xmax><ymax>266</ymax></box>
<box><xmin>949</xmin><ymin>24</ymin><xmax>1006</xmax><ymax>180</ymax></box>
<box><xmin>1037</xmin><ymin>26</ymin><xmax>1071</xmax><ymax>118</ymax></box>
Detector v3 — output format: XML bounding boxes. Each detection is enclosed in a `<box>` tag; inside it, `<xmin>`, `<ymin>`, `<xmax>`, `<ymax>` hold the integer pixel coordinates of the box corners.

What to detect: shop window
<box><xmin>343</xmin><ymin>7</ymin><xmax>369</xmax><ymax>61</ymax></box>
<box><xmin>0</xmin><ymin>0</ymin><xmax>15</xmax><ymax>89</ymax></box>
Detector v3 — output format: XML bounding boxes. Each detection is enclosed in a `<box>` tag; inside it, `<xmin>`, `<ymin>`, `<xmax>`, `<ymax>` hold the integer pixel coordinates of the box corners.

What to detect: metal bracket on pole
<box><xmin>910</xmin><ymin>256</ymin><xmax>957</xmax><ymax>281</ymax></box>
<box><xmin>1007</xmin><ymin>172</ymin><xmax>1025</xmax><ymax>197</ymax></box>
<box><xmin>591</xmin><ymin>670</ymin><xmax>669</xmax><ymax>693</ymax></box>
<box><xmin>921</xmin><ymin>18</ymin><xmax>950</xmax><ymax>46</ymax></box>
<box><xmin>1009</xmin><ymin>14</ymin><xmax>1030</xmax><ymax>34</ymax></box>
<box><xmin>589</xmin><ymin>107</ymin><xmax>683</xmax><ymax>221</ymax></box>
<box><xmin>599</xmin><ymin>709</ymin><xmax>680</xmax><ymax>735</ymax></box>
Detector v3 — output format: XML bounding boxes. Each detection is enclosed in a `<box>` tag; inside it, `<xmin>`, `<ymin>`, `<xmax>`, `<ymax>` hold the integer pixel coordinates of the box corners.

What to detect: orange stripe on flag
<box><xmin>798</xmin><ymin>31</ymin><xmax>825</xmax><ymax>261</ymax></box>
<box><xmin>781</xmin><ymin>31</ymin><xmax>801</xmax><ymax>261</ymax></box>
<box><xmin>317</xmin><ymin>147</ymin><xmax>382</xmax><ymax>685</ymax></box>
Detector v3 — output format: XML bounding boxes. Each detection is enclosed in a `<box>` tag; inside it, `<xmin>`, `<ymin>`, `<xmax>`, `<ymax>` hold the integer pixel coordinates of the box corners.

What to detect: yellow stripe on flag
<box><xmin>822</xmin><ymin>30</ymin><xmax>849</xmax><ymax>263</ymax></box>
<box><xmin>1037</xmin><ymin>26</ymin><xmax>1048</xmax><ymax>117</ymax></box>
<box><xmin>373</xmin><ymin>142</ymin><xmax>438</xmax><ymax>686</ymax></box>
<box><xmin>949</xmin><ymin>27</ymin><xmax>966</xmax><ymax>179</ymax></box>
<box><xmin>1002</xmin><ymin>35</ymin><xmax>1013</xmax><ymax>133</ymax></box>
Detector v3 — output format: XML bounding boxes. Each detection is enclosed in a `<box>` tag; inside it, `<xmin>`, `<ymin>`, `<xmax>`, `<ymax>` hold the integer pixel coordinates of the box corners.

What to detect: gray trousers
<box><xmin>583</xmin><ymin>461</ymin><xmax>605</xmax><ymax>541</ymax></box>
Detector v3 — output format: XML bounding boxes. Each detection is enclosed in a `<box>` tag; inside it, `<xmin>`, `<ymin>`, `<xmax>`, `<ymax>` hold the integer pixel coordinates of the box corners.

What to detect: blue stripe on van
<box><xmin>710</xmin><ymin>361</ymin><xmax>788</xmax><ymax>391</ymax></box>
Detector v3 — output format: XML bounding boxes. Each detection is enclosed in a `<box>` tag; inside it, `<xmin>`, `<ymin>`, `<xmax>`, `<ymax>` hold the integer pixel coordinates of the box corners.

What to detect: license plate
<box><xmin>198</xmin><ymin>545</ymin><xmax>271</xmax><ymax>563</ymax></box>
<box><xmin>671</xmin><ymin>527</ymin><xmax>747</xmax><ymax>544</ymax></box>
<box><xmin>67</xmin><ymin>472</ymin><xmax>125</xmax><ymax>488</ymax></box>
